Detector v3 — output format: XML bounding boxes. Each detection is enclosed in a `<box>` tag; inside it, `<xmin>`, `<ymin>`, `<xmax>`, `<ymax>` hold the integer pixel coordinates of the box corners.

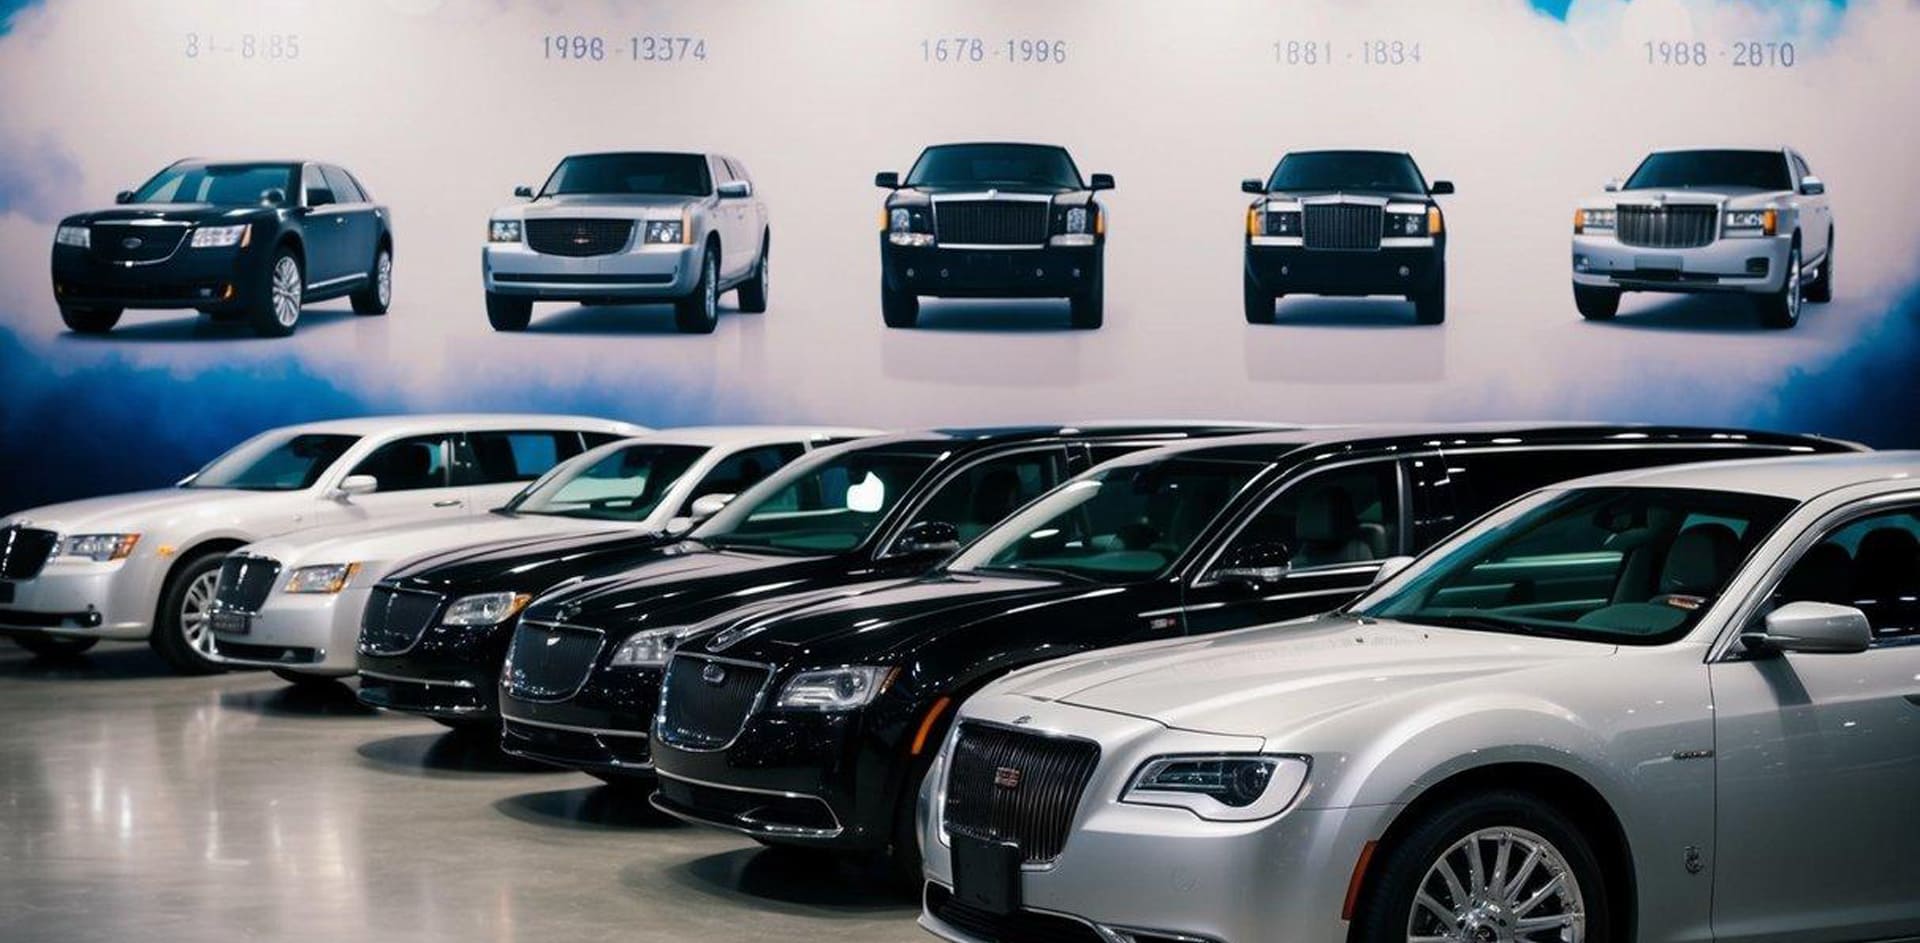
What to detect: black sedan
<box><xmin>51</xmin><ymin>159</ymin><xmax>393</xmax><ymax>337</ymax></box>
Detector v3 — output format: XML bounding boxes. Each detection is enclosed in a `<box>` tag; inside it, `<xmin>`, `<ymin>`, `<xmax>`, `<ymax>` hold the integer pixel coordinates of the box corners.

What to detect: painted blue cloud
<box><xmin>1533</xmin><ymin>0</ymin><xmax>1846</xmax><ymax>23</ymax></box>
<box><xmin>0</xmin><ymin>0</ymin><xmax>41</xmax><ymax>36</ymax></box>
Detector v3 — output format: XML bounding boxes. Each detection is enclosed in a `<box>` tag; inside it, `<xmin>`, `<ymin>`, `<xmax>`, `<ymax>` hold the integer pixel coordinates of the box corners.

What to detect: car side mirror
<box><xmin>1741</xmin><ymin>601</ymin><xmax>1872</xmax><ymax>655</ymax></box>
<box><xmin>332</xmin><ymin>474</ymin><xmax>379</xmax><ymax>500</ymax></box>
<box><xmin>115</xmin><ymin>190</ymin><xmax>136</xmax><ymax>205</ymax></box>
<box><xmin>1240</xmin><ymin>178</ymin><xmax>1267</xmax><ymax>195</ymax></box>
<box><xmin>1371</xmin><ymin>555</ymin><xmax>1416</xmax><ymax>588</ymax></box>
<box><xmin>717</xmin><ymin>180</ymin><xmax>752</xmax><ymax>199</ymax></box>
<box><xmin>1603</xmin><ymin>178</ymin><xmax>1623</xmax><ymax>193</ymax></box>
<box><xmin>895</xmin><ymin>520</ymin><xmax>961</xmax><ymax>557</ymax></box>
<box><xmin>688</xmin><ymin>493</ymin><xmax>735</xmax><ymax>521</ymax></box>
<box><xmin>261</xmin><ymin>188</ymin><xmax>287</xmax><ymax>207</ymax></box>
<box><xmin>1799</xmin><ymin>176</ymin><xmax>1825</xmax><ymax>196</ymax></box>
<box><xmin>1429</xmin><ymin>180</ymin><xmax>1455</xmax><ymax>196</ymax></box>
<box><xmin>514</xmin><ymin>185</ymin><xmax>535</xmax><ymax>199</ymax></box>
<box><xmin>874</xmin><ymin>171</ymin><xmax>901</xmax><ymax>189</ymax></box>
<box><xmin>1210</xmin><ymin>542</ymin><xmax>1292</xmax><ymax>588</ymax></box>
<box><xmin>1089</xmin><ymin>173</ymin><xmax>1115</xmax><ymax>191</ymax></box>
<box><xmin>308</xmin><ymin>189</ymin><xmax>335</xmax><ymax>208</ymax></box>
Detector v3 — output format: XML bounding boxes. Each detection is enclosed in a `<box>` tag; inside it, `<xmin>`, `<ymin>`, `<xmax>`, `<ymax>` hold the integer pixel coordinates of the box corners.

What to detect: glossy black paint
<box><xmin>1244</xmin><ymin>150</ymin><xmax>1446</xmax><ymax>298</ymax></box>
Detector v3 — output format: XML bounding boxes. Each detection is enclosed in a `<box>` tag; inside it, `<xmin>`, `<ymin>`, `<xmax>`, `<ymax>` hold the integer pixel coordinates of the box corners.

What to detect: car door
<box><xmin>711</xmin><ymin>156</ymin><xmax>751</xmax><ymax>280</ymax></box>
<box><xmin>331</xmin><ymin>433</ymin><xmax>469</xmax><ymax>521</ymax></box>
<box><xmin>729</xmin><ymin>156</ymin><xmax>767</xmax><ymax>263</ymax></box>
<box><xmin>1790</xmin><ymin>151</ymin><xmax>1832</xmax><ymax>265</ymax></box>
<box><xmin>455</xmin><ymin>430</ymin><xmax>590</xmax><ymax>509</ymax></box>
<box><xmin>320</xmin><ymin>165</ymin><xmax>378</xmax><ymax>280</ymax></box>
<box><xmin>298</xmin><ymin>162</ymin><xmax>348</xmax><ymax>284</ymax></box>
<box><xmin>1708</xmin><ymin>499</ymin><xmax>1920</xmax><ymax>943</ymax></box>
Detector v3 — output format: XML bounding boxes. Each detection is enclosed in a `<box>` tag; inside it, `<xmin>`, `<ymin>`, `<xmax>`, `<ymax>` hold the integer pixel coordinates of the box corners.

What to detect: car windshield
<box><xmin>695</xmin><ymin>448</ymin><xmax>939</xmax><ymax>554</ymax></box>
<box><xmin>1356</xmin><ymin>486</ymin><xmax>1797</xmax><ymax>645</ymax></box>
<box><xmin>906</xmin><ymin>144</ymin><xmax>1083</xmax><ymax>189</ymax></box>
<box><xmin>185</xmin><ymin>432</ymin><xmax>360</xmax><ymax>491</ymax></box>
<box><xmin>948</xmin><ymin>458</ymin><xmax>1264</xmax><ymax>582</ymax></box>
<box><xmin>1268</xmin><ymin>151</ymin><xmax>1426</xmax><ymax>193</ymax></box>
<box><xmin>503</xmin><ymin>444</ymin><xmax>707</xmax><ymax>523</ymax></box>
<box><xmin>1624</xmin><ymin>150</ymin><xmax>1792</xmax><ymax>190</ymax></box>
<box><xmin>539</xmin><ymin>153</ymin><xmax>711</xmax><ymax>197</ymax></box>
<box><xmin>133</xmin><ymin>163</ymin><xmax>297</xmax><ymax>205</ymax></box>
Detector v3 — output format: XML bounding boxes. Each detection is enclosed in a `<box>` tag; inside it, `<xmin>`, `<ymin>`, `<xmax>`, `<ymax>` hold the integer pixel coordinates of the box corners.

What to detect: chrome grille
<box><xmin>1617</xmin><ymin>205</ymin><xmax>1717</xmax><ymax>249</ymax></box>
<box><xmin>525</xmin><ymin>218</ymin><xmax>635</xmax><ymax>257</ymax></box>
<box><xmin>0</xmin><ymin>526</ymin><xmax>58</xmax><ymax>580</ymax></box>
<box><xmin>358</xmin><ymin>585</ymin><xmax>445</xmax><ymax>655</ymax></box>
<box><xmin>656</xmin><ymin>654</ymin><xmax>771</xmax><ymax>750</ymax></box>
<box><xmin>89</xmin><ymin>223</ymin><xmax>188</xmax><ymax>263</ymax></box>
<box><xmin>943</xmin><ymin>722</ymin><xmax>1101</xmax><ymax>864</ymax></box>
<box><xmin>503</xmin><ymin>620</ymin><xmax>604</xmax><ymax>701</ymax></box>
<box><xmin>1303</xmin><ymin>204</ymin><xmax>1383</xmax><ymax>250</ymax></box>
<box><xmin>212</xmin><ymin>555</ymin><xmax>281</xmax><ymax>613</ymax></box>
<box><xmin>934</xmin><ymin>201</ymin><xmax>1050</xmax><ymax>246</ymax></box>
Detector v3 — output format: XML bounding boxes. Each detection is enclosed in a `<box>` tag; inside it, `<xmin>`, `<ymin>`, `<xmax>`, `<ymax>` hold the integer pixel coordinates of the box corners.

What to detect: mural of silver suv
<box><xmin>1572</xmin><ymin>147</ymin><xmax>1833</xmax><ymax>328</ymax></box>
<box><xmin>482</xmin><ymin>151</ymin><xmax>770</xmax><ymax>333</ymax></box>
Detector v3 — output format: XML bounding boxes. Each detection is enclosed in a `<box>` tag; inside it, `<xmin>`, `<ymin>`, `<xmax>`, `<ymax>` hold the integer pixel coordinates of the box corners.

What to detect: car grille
<box><xmin>656</xmin><ymin>654</ymin><xmax>771</xmax><ymax>750</ymax></box>
<box><xmin>503</xmin><ymin>620</ymin><xmax>604</xmax><ymax>701</ymax></box>
<box><xmin>0</xmin><ymin>526</ymin><xmax>58</xmax><ymax>580</ymax></box>
<box><xmin>89</xmin><ymin>223</ymin><xmax>189</xmax><ymax>263</ymax></box>
<box><xmin>1617</xmin><ymin>205</ymin><xmax>1717</xmax><ymax>249</ymax></box>
<box><xmin>934</xmin><ymin>201</ymin><xmax>1050</xmax><ymax>246</ymax></box>
<box><xmin>943</xmin><ymin>722</ymin><xmax>1101</xmax><ymax>864</ymax></box>
<box><xmin>525</xmin><ymin>218</ymin><xmax>635</xmax><ymax>257</ymax></box>
<box><xmin>1303</xmin><ymin>203</ymin><xmax>1383</xmax><ymax>250</ymax></box>
<box><xmin>213</xmin><ymin>555</ymin><xmax>281</xmax><ymax>613</ymax></box>
<box><xmin>358</xmin><ymin>585</ymin><xmax>445</xmax><ymax>655</ymax></box>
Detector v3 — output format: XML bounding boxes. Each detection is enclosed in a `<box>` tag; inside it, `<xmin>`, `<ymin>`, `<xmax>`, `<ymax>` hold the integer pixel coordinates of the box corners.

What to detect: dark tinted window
<box><xmin>1224</xmin><ymin>462</ymin><xmax>1400</xmax><ymax>570</ymax></box>
<box><xmin>348</xmin><ymin>435</ymin><xmax>450</xmax><ymax>493</ymax></box>
<box><xmin>461</xmin><ymin>431</ymin><xmax>585</xmax><ymax>485</ymax></box>
<box><xmin>902</xmin><ymin>449</ymin><xmax>1068</xmax><ymax>545</ymax></box>
<box><xmin>701</xmin><ymin>450</ymin><xmax>939</xmax><ymax>554</ymax></box>
<box><xmin>1772</xmin><ymin>507</ymin><xmax>1920</xmax><ymax>644</ymax></box>
<box><xmin>187</xmin><ymin>433</ymin><xmax>358</xmax><ymax>491</ymax></box>
<box><xmin>321</xmin><ymin>165</ymin><xmax>364</xmax><ymax>203</ymax></box>
<box><xmin>683</xmin><ymin>444</ymin><xmax>806</xmax><ymax>511</ymax></box>
<box><xmin>301</xmin><ymin>164</ymin><xmax>335</xmax><ymax>206</ymax></box>
<box><xmin>1268</xmin><ymin>151</ymin><xmax>1425</xmax><ymax>193</ymax></box>
<box><xmin>906</xmin><ymin>144</ymin><xmax>1083</xmax><ymax>189</ymax></box>
<box><xmin>540</xmin><ymin>153</ymin><xmax>711</xmax><ymax>197</ymax></box>
<box><xmin>134</xmin><ymin>163</ymin><xmax>296</xmax><ymax>205</ymax></box>
<box><xmin>1625</xmin><ymin>150</ymin><xmax>1791</xmax><ymax>191</ymax></box>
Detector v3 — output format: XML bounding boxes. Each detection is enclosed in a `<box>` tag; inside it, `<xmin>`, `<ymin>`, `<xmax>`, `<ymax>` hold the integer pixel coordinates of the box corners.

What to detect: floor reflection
<box><xmin>493</xmin><ymin>785</ymin><xmax>681</xmax><ymax>831</ymax></box>
<box><xmin>219</xmin><ymin>678</ymin><xmax>382</xmax><ymax>718</ymax></box>
<box><xmin>660</xmin><ymin>846</ymin><xmax>917</xmax><ymax>913</ymax></box>
<box><xmin>355</xmin><ymin>731</ymin><xmax>560</xmax><ymax>777</ymax></box>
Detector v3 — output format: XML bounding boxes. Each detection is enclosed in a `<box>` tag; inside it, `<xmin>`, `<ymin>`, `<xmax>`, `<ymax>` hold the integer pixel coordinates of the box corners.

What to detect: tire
<box><xmin>1756</xmin><ymin>241</ymin><xmax>1802</xmax><ymax>329</ymax></box>
<box><xmin>485</xmin><ymin>292</ymin><xmax>533</xmax><ymax>331</ymax></box>
<box><xmin>247</xmin><ymin>247</ymin><xmax>304</xmax><ymax>338</ymax></box>
<box><xmin>271</xmin><ymin>667</ymin><xmax>340</xmax><ymax>687</ymax></box>
<box><xmin>149</xmin><ymin>552</ymin><xmax>228</xmax><ymax>676</ymax></box>
<box><xmin>1574</xmin><ymin>283</ymin><xmax>1620</xmax><ymax>321</ymax></box>
<box><xmin>12</xmin><ymin>632</ymin><xmax>99</xmax><ymax>659</ymax></box>
<box><xmin>1412</xmin><ymin>269</ymin><xmax>1446</xmax><ymax>325</ymax></box>
<box><xmin>1352</xmin><ymin>789</ymin><xmax>1613</xmax><ymax>943</ymax></box>
<box><xmin>881</xmin><ymin>282</ymin><xmax>920</xmax><ymax>328</ymax></box>
<box><xmin>1804</xmin><ymin>228</ymin><xmax>1833</xmax><ymax>304</ymax></box>
<box><xmin>736</xmin><ymin>236</ymin><xmax>769</xmax><ymax>313</ymax></box>
<box><xmin>1242</xmin><ymin>269</ymin><xmax>1275</xmax><ymax>324</ymax></box>
<box><xmin>350</xmin><ymin>245</ymin><xmax>392</xmax><ymax>315</ymax></box>
<box><xmin>1069</xmin><ymin>279</ymin><xmax>1104</xmax><ymax>330</ymax></box>
<box><xmin>59</xmin><ymin>304</ymin><xmax>121</xmax><ymax>334</ymax></box>
<box><xmin>674</xmin><ymin>246</ymin><xmax>720</xmax><ymax>334</ymax></box>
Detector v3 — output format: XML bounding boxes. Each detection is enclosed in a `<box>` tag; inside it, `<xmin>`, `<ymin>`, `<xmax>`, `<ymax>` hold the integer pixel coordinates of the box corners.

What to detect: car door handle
<box><xmin>432</xmin><ymin>499</ymin><xmax>463</xmax><ymax>508</ymax></box>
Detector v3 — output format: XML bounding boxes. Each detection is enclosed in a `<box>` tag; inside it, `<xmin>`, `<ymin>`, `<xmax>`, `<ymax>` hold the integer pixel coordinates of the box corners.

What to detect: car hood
<box><xmin>3</xmin><ymin>488</ymin><xmax>293</xmax><ymax>536</ymax></box>
<box><xmin>995</xmin><ymin>614</ymin><xmax>1615</xmax><ymax>738</ymax></box>
<box><xmin>520</xmin><ymin>547</ymin><xmax>880</xmax><ymax>636</ymax></box>
<box><xmin>70</xmin><ymin>204</ymin><xmax>272</xmax><ymax>225</ymax></box>
<box><xmin>1594</xmin><ymin>185</ymin><xmax>1787</xmax><ymax>207</ymax></box>
<box><xmin>240</xmin><ymin>511</ymin><xmax>635</xmax><ymax>573</ymax></box>
<box><xmin>383</xmin><ymin>526</ymin><xmax>683</xmax><ymax>595</ymax></box>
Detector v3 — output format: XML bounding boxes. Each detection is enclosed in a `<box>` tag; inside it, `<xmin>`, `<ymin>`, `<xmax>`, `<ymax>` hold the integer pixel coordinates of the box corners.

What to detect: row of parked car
<box><xmin>50</xmin><ymin>144</ymin><xmax>1836</xmax><ymax>336</ymax></box>
<box><xmin>3</xmin><ymin>416</ymin><xmax>1914</xmax><ymax>942</ymax></box>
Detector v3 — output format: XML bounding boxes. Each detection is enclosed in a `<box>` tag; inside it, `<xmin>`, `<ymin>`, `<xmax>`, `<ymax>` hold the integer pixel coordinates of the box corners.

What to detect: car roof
<box><xmin>268</xmin><ymin>414</ymin><xmax>646</xmax><ymax>437</ymax></box>
<box><xmin>1280</xmin><ymin>148</ymin><xmax>1412</xmax><ymax>157</ymax></box>
<box><xmin>560</xmin><ymin>150</ymin><xmax>711</xmax><ymax>160</ymax></box>
<box><xmin>1094</xmin><ymin>422</ymin><xmax>1850</xmax><ymax>465</ymax></box>
<box><xmin>611</xmin><ymin>425</ymin><xmax>881</xmax><ymax>448</ymax></box>
<box><xmin>1645</xmin><ymin>146</ymin><xmax>1789</xmax><ymax>156</ymax></box>
<box><xmin>920</xmin><ymin>142</ymin><xmax>1071</xmax><ymax>151</ymax></box>
<box><xmin>1552</xmin><ymin>451</ymin><xmax>1918</xmax><ymax>501</ymax></box>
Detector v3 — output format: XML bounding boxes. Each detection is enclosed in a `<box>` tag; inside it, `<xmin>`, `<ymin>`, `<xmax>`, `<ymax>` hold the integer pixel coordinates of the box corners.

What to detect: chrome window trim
<box><xmin>1187</xmin><ymin>455</ymin><xmax>1414</xmax><ymax>590</ymax></box>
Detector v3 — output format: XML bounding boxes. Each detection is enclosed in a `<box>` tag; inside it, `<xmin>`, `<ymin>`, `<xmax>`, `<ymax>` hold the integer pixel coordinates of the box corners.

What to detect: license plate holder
<box><xmin>950</xmin><ymin>832</ymin><xmax>1022</xmax><ymax>916</ymax></box>
<box><xmin>210</xmin><ymin>609</ymin><xmax>251</xmax><ymax>636</ymax></box>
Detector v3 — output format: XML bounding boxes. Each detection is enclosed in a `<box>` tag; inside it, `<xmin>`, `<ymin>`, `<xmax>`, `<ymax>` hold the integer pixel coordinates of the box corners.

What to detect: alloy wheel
<box><xmin>1786</xmin><ymin>246</ymin><xmax>1801</xmax><ymax>322</ymax></box>
<box><xmin>376</xmin><ymin>251</ymin><xmax>393</xmax><ymax>307</ymax></box>
<box><xmin>1405</xmin><ymin>826</ymin><xmax>1585</xmax><ymax>943</ymax></box>
<box><xmin>704</xmin><ymin>255</ymin><xmax>718</xmax><ymax>324</ymax></box>
<box><xmin>179</xmin><ymin>569</ymin><xmax>220</xmax><ymax>656</ymax></box>
<box><xmin>272</xmin><ymin>256</ymin><xmax>303</xmax><ymax>327</ymax></box>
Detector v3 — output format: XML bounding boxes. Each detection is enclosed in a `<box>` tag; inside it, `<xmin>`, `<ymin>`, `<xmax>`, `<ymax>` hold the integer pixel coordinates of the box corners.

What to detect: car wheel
<box><xmin>149</xmin><ymin>552</ymin><xmax>228</xmax><ymax>676</ymax></box>
<box><xmin>12</xmin><ymin>631</ymin><xmax>100</xmax><ymax>659</ymax></box>
<box><xmin>1353</xmin><ymin>789</ymin><xmax>1613</xmax><ymax>943</ymax></box>
<box><xmin>247</xmin><ymin>248</ymin><xmax>304</xmax><ymax>338</ymax></box>
<box><xmin>736</xmin><ymin>236</ymin><xmax>770</xmax><ymax>313</ymax></box>
<box><xmin>881</xmin><ymin>282</ymin><xmax>920</xmax><ymax>328</ymax></box>
<box><xmin>1804</xmin><ymin>228</ymin><xmax>1833</xmax><ymax>304</ymax></box>
<box><xmin>485</xmin><ymin>292</ymin><xmax>533</xmax><ymax>331</ymax></box>
<box><xmin>58</xmin><ymin>304</ymin><xmax>121</xmax><ymax>334</ymax></box>
<box><xmin>350</xmin><ymin>246</ymin><xmax>392</xmax><ymax>315</ymax></box>
<box><xmin>1243</xmin><ymin>269</ymin><xmax>1276</xmax><ymax>324</ymax></box>
<box><xmin>1069</xmin><ymin>279</ymin><xmax>1104</xmax><ymax>330</ymax></box>
<box><xmin>1757</xmin><ymin>241</ymin><xmax>1802</xmax><ymax>329</ymax></box>
<box><xmin>271</xmin><ymin>667</ymin><xmax>340</xmax><ymax>687</ymax></box>
<box><xmin>674</xmin><ymin>247</ymin><xmax>720</xmax><ymax>334</ymax></box>
<box><xmin>1573</xmin><ymin>283</ymin><xmax>1620</xmax><ymax>321</ymax></box>
<box><xmin>1412</xmin><ymin>269</ymin><xmax>1446</xmax><ymax>325</ymax></box>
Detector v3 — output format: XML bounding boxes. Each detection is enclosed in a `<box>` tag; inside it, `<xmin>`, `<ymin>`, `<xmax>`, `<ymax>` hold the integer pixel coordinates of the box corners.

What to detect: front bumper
<box><xmin>51</xmin><ymin>243</ymin><xmax>258</xmax><ymax>310</ymax></box>
<box><xmin>0</xmin><ymin>558</ymin><xmax>152</xmax><ymax>640</ymax></box>
<box><xmin>482</xmin><ymin>242</ymin><xmax>700</xmax><ymax>300</ymax></box>
<box><xmin>207</xmin><ymin>585</ymin><xmax>369</xmax><ymax>675</ymax></box>
<box><xmin>495</xmin><ymin>666</ymin><xmax>663</xmax><ymax>774</ymax></box>
<box><xmin>882</xmin><ymin>240</ymin><xmax>1102</xmax><ymax>299</ymax></box>
<box><xmin>1571</xmin><ymin>232</ymin><xmax>1790</xmax><ymax>294</ymax></box>
<box><xmin>356</xmin><ymin>619</ymin><xmax>515</xmax><ymax>720</ymax></box>
<box><xmin>1245</xmin><ymin>239</ymin><xmax>1442</xmax><ymax>297</ymax></box>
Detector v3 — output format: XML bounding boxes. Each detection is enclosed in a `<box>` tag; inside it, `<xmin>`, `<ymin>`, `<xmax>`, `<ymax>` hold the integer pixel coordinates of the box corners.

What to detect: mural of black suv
<box><xmin>877</xmin><ymin>142</ymin><xmax>1113</xmax><ymax>330</ymax></box>
<box><xmin>490</xmin><ymin>423</ymin><xmax>1271</xmax><ymax>785</ymax></box>
<box><xmin>51</xmin><ymin>159</ymin><xmax>393</xmax><ymax>337</ymax></box>
<box><xmin>1242</xmin><ymin>149</ymin><xmax>1451</xmax><ymax>325</ymax></box>
<box><xmin>644</xmin><ymin>424</ymin><xmax>1856</xmax><ymax>881</ymax></box>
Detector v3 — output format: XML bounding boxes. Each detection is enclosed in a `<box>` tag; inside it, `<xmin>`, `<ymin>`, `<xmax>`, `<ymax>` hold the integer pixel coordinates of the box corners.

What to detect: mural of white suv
<box><xmin>0</xmin><ymin>414</ymin><xmax>644</xmax><ymax>674</ymax></box>
<box><xmin>1572</xmin><ymin>147</ymin><xmax>1834</xmax><ymax>328</ymax></box>
<box><xmin>205</xmin><ymin>425</ymin><xmax>876</xmax><ymax>686</ymax></box>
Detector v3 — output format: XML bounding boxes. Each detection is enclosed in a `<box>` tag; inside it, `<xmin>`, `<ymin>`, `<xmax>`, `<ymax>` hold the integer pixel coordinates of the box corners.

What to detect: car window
<box><xmin>899</xmin><ymin>449</ymin><xmax>1068</xmax><ymax>546</ymax></box>
<box><xmin>699</xmin><ymin>449</ymin><xmax>940</xmax><ymax>554</ymax></box>
<box><xmin>321</xmin><ymin>165</ymin><xmax>363</xmax><ymax>203</ymax></box>
<box><xmin>134</xmin><ymin>163</ymin><xmax>297</xmax><ymax>206</ymax></box>
<box><xmin>459</xmin><ymin>431</ymin><xmax>586</xmax><ymax>485</ymax></box>
<box><xmin>507</xmin><ymin>443</ymin><xmax>707</xmax><ymax>522</ymax></box>
<box><xmin>187</xmin><ymin>432</ymin><xmax>359</xmax><ymax>491</ymax></box>
<box><xmin>1223</xmin><ymin>462</ymin><xmax>1399</xmax><ymax>571</ymax></box>
<box><xmin>681</xmin><ymin>444</ymin><xmax>805</xmax><ymax>513</ymax></box>
<box><xmin>302</xmin><ymin>164</ymin><xmax>334</xmax><ymax>206</ymax></box>
<box><xmin>348</xmin><ymin>435</ymin><xmax>450</xmax><ymax>492</ymax></box>
<box><xmin>1770</xmin><ymin>506</ymin><xmax>1920</xmax><ymax>645</ymax></box>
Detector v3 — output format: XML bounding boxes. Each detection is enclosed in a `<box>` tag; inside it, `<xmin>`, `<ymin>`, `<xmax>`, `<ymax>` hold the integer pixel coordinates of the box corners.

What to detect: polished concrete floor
<box><xmin>0</xmin><ymin>642</ymin><xmax>920</xmax><ymax>943</ymax></box>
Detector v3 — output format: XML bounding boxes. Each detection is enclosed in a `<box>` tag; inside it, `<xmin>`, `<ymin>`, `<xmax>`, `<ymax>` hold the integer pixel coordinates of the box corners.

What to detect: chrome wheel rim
<box><xmin>375</xmin><ymin>251</ymin><xmax>392</xmax><ymax>306</ymax></box>
<box><xmin>272</xmin><ymin>256</ymin><xmax>303</xmax><ymax>327</ymax></box>
<box><xmin>179</xmin><ymin>570</ymin><xmax>220</xmax><ymax>656</ymax></box>
<box><xmin>759</xmin><ymin>251</ymin><xmax>769</xmax><ymax>297</ymax></box>
<box><xmin>1786</xmin><ymin>247</ymin><xmax>1801</xmax><ymax>321</ymax></box>
<box><xmin>704</xmin><ymin>256</ymin><xmax>717</xmax><ymax>321</ymax></box>
<box><xmin>1406</xmin><ymin>826</ymin><xmax>1585</xmax><ymax>943</ymax></box>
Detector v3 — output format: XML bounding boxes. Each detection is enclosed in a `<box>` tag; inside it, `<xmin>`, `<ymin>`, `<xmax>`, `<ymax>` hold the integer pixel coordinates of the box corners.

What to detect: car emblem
<box><xmin>571</xmin><ymin>232</ymin><xmax>591</xmax><ymax>244</ymax></box>
<box><xmin>986</xmin><ymin>188</ymin><xmax>999</xmax><ymax>200</ymax></box>
<box><xmin>993</xmin><ymin>766</ymin><xmax>1023</xmax><ymax>789</ymax></box>
<box><xmin>122</xmin><ymin>236</ymin><xmax>143</xmax><ymax>249</ymax></box>
<box><xmin>1011</xmin><ymin>715</ymin><xmax>1033</xmax><ymax>726</ymax></box>
<box><xmin>701</xmin><ymin>662</ymin><xmax>727</xmax><ymax>686</ymax></box>
<box><xmin>543</xmin><ymin>635</ymin><xmax>560</xmax><ymax>647</ymax></box>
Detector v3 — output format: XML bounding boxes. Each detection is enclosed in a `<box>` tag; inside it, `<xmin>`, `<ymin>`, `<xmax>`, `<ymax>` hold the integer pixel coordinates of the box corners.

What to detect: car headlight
<box><xmin>1724</xmin><ymin>208</ymin><xmax>1777</xmax><ymax>236</ymax></box>
<box><xmin>607</xmin><ymin>626</ymin><xmax>689</xmax><ymax>668</ymax></box>
<box><xmin>1257</xmin><ymin>207</ymin><xmax>1302</xmax><ymax>237</ymax></box>
<box><xmin>489</xmin><ymin>219</ymin><xmax>522</xmax><ymax>243</ymax></box>
<box><xmin>283</xmin><ymin>563</ymin><xmax>361</xmax><ymax>594</ymax></box>
<box><xmin>1120</xmin><ymin>754</ymin><xmax>1311</xmax><ymax>822</ymax></box>
<box><xmin>55</xmin><ymin>224</ymin><xmax>90</xmax><ymax>248</ymax></box>
<box><xmin>190</xmin><ymin>224</ymin><xmax>250</xmax><ymax>248</ymax></box>
<box><xmin>59</xmin><ymin>533</ymin><xmax>139</xmax><ymax>562</ymax></box>
<box><xmin>1062</xmin><ymin>207</ymin><xmax>1089</xmax><ymax>235</ymax></box>
<box><xmin>775</xmin><ymin>665</ymin><xmax>897</xmax><ymax>711</ymax></box>
<box><xmin>442</xmin><ymin>591</ymin><xmax>531</xmax><ymax>626</ymax></box>
<box><xmin>642</xmin><ymin>219</ymin><xmax>684</xmax><ymax>245</ymax></box>
<box><xmin>1385</xmin><ymin>211</ymin><xmax>1429</xmax><ymax>237</ymax></box>
<box><xmin>1575</xmin><ymin>208</ymin><xmax>1615</xmax><ymax>233</ymax></box>
<box><xmin>887</xmin><ymin>207</ymin><xmax>934</xmax><ymax>247</ymax></box>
